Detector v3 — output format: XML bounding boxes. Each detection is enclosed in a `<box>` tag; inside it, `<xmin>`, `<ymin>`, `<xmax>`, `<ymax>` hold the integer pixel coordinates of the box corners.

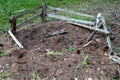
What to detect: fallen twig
<box><xmin>8</xmin><ymin>30</ymin><xmax>24</xmax><ymax>48</ymax></box>
<box><xmin>83</xmin><ymin>41</ymin><xmax>92</xmax><ymax>48</ymax></box>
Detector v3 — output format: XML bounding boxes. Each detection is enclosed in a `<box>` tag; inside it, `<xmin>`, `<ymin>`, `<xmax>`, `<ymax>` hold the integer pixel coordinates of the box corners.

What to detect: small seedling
<box><xmin>81</xmin><ymin>54</ymin><xmax>88</xmax><ymax>68</ymax></box>
<box><xmin>0</xmin><ymin>52</ymin><xmax>9</xmax><ymax>57</ymax></box>
<box><xmin>68</xmin><ymin>46</ymin><xmax>75</xmax><ymax>52</ymax></box>
<box><xmin>0</xmin><ymin>73</ymin><xmax>11</xmax><ymax>79</ymax></box>
<box><xmin>75</xmin><ymin>51</ymin><xmax>89</xmax><ymax>71</ymax></box>
<box><xmin>31</xmin><ymin>71</ymin><xmax>37</xmax><ymax>80</ymax></box>
<box><xmin>46</xmin><ymin>49</ymin><xmax>63</xmax><ymax>56</ymax></box>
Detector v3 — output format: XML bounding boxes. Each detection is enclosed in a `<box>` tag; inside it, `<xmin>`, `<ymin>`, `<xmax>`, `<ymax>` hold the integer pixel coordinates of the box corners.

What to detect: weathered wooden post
<box><xmin>40</xmin><ymin>2</ymin><xmax>47</xmax><ymax>23</ymax></box>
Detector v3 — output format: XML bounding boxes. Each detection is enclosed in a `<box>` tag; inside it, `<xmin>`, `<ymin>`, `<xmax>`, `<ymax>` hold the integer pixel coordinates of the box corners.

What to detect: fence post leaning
<box><xmin>40</xmin><ymin>2</ymin><xmax>47</xmax><ymax>23</ymax></box>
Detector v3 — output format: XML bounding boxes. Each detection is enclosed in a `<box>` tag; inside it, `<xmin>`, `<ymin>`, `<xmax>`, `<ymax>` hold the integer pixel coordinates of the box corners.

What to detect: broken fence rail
<box><xmin>8</xmin><ymin>3</ymin><xmax>120</xmax><ymax>64</ymax></box>
<box><xmin>48</xmin><ymin>6</ymin><xmax>95</xmax><ymax>19</ymax></box>
<box><xmin>47</xmin><ymin>13</ymin><xmax>95</xmax><ymax>25</ymax></box>
<box><xmin>87</xmin><ymin>13</ymin><xmax>103</xmax><ymax>42</ymax></box>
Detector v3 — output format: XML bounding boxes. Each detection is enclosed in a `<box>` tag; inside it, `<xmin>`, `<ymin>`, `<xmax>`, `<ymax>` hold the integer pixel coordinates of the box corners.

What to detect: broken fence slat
<box><xmin>17</xmin><ymin>11</ymin><xmax>42</xmax><ymax>27</ymax></box>
<box><xmin>101</xmin><ymin>15</ymin><xmax>112</xmax><ymax>50</ymax></box>
<box><xmin>8</xmin><ymin>30</ymin><xmax>24</xmax><ymax>48</ymax></box>
<box><xmin>69</xmin><ymin>22</ymin><xmax>109</xmax><ymax>34</ymax></box>
<box><xmin>48</xmin><ymin>6</ymin><xmax>95</xmax><ymax>19</ymax></box>
<box><xmin>47</xmin><ymin>13</ymin><xmax>95</xmax><ymax>25</ymax></box>
<box><xmin>87</xmin><ymin>13</ymin><xmax>103</xmax><ymax>42</ymax></box>
<box><xmin>87</xmin><ymin>22</ymin><xmax>103</xmax><ymax>42</ymax></box>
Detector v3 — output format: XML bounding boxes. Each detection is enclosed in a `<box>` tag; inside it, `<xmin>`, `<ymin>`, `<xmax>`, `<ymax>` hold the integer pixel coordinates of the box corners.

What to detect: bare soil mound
<box><xmin>0</xmin><ymin>21</ymin><xmax>119</xmax><ymax>80</ymax></box>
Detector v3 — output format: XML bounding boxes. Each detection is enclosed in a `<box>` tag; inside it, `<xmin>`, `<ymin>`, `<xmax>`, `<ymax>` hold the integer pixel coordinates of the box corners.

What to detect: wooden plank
<box><xmin>41</xmin><ymin>2</ymin><xmax>47</xmax><ymax>23</ymax></box>
<box><xmin>8</xmin><ymin>30</ymin><xmax>24</xmax><ymax>48</ymax></box>
<box><xmin>69</xmin><ymin>22</ymin><xmax>109</xmax><ymax>34</ymax></box>
<box><xmin>47</xmin><ymin>13</ymin><xmax>95</xmax><ymax>25</ymax></box>
<box><xmin>48</xmin><ymin>6</ymin><xmax>95</xmax><ymax>19</ymax></box>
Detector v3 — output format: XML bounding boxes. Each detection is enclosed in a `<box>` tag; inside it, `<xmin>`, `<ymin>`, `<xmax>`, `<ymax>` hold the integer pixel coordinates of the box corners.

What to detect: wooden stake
<box><xmin>40</xmin><ymin>2</ymin><xmax>47</xmax><ymax>23</ymax></box>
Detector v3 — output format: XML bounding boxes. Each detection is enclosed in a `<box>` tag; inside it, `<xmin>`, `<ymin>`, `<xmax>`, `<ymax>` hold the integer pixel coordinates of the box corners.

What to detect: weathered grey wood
<box><xmin>68</xmin><ymin>22</ymin><xmax>109</xmax><ymax>34</ymax></box>
<box><xmin>87</xmin><ymin>13</ymin><xmax>102</xmax><ymax>42</ymax></box>
<box><xmin>83</xmin><ymin>41</ymin><xmax>92</xmax><ymax>48</ymax></box>
<box><xmin>47</xmin><ymin>13</ymin><xmax>95</xmax><ymax>25</ymax></box>
<box><xmin>8</xmin><ymin>30</ymin><xmax>24</xmax><ymax>48</ymax></box>
<box><xmin>41</xmin><ymin>2</ymin><xmax>47</xmax><ymax>23</ymax></box>
<box><xmin>101</xmin><ymin>15</ymin><xmax>112</xmax><ymax>50</ymax></box>
<box><xmin>87</xmin><ymin>23</ymin><xmax>102</xmax><ymax>41</ymax></box>
<box><xmin>17</xmin><ymin>11</ymin><xmax>41</xmax><ymax>27</ymax></box>
<box><xmin>48</xmin><ymin>6</ymin><xmax>95</xmax><ymax>19</ymax></box>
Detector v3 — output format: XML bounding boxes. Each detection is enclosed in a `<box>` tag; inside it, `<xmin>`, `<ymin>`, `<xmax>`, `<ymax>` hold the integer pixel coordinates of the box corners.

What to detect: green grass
<box><xmin>0</xmin><ymin>52</ymin><xmax>9</xmax><ymax>57</ymax></box>
<box><xmin>0</xmin><ymin>0</ymin><xmax>84</xmax><ymax>31</ymax></box>
<box><xmin>76</xmin><ymin>54</ymin><xmax>88</xmax><ymax>71</ymax></box>
<box><xmin>0</xmin><ymin>0</ymin><xmax>119</xmax><ymax>31</ymax></box>
<box><xmin>68</xmin><ymin>46</ymin><xmax>75</xmax><ymax>52</ymax></box>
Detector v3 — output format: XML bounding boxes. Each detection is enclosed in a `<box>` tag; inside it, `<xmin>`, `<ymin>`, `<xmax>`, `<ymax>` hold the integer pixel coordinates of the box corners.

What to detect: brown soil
<box><xmin>0</xmin><ymin>21</ymin><xmax>119</xmax><ymax>80</ymax></box>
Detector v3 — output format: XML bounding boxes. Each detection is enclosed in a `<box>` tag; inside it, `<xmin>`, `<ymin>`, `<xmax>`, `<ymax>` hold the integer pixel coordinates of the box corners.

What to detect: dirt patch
<box><xmin>0</xmin><ymin>21</ymin><xmax>119</xmax><ymax>80</ymax></box>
